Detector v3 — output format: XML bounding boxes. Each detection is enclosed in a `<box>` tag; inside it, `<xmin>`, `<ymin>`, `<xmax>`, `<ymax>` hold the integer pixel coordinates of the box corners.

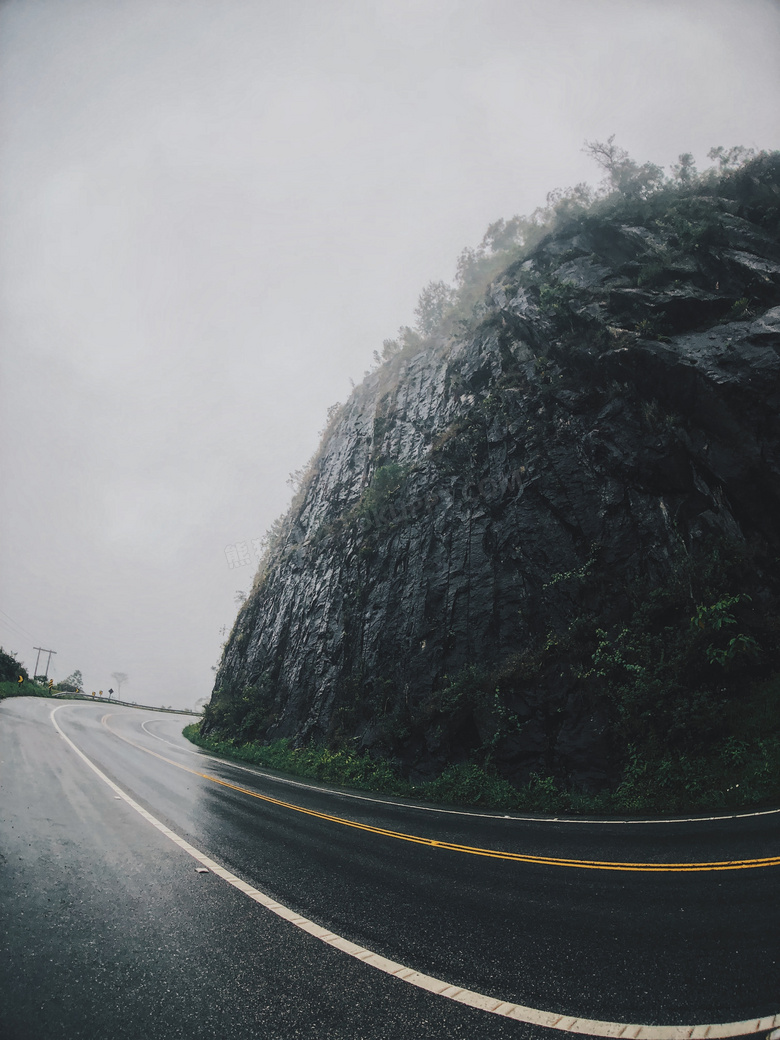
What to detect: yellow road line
<box><xmin>105</xmin><ymin>715</ymin><xmax>780</xmax><ymax>873</ymax></box>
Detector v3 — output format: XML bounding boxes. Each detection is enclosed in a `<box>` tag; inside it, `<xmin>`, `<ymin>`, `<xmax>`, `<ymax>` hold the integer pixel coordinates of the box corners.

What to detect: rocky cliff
<box><xmin>206</xmin><ymin>153</ymin><xmax>780</xmax><ymax>794</ymax></box>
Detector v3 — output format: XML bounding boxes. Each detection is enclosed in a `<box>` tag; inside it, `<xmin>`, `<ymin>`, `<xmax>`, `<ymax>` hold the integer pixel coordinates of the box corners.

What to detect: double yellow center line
<box><xmin>109</xmin><ymin>720</ymin><xmax>780</xmax><ymax>873</ymax></box>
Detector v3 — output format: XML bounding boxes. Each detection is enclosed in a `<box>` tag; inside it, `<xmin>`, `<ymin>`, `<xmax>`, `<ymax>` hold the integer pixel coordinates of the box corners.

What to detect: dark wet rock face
<box><xmin>209</xmin><ymin>157</ymin><xmax>780</xmax><ymax>791</ymax></box>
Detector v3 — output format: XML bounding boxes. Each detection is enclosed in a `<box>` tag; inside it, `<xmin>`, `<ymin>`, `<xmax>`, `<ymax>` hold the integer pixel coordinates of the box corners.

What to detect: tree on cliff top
<box><xmin>583</xmin><ymin>135</ymin><xmax>664</xmax><ymax>199</ymax></box>
<box><xmin>414</xmin><ymin>281</ymin><xmax>456</xmax><ymax>335</ymax></box>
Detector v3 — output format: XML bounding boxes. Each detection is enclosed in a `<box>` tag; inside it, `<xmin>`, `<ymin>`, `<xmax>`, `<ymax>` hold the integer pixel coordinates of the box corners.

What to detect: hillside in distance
<box><xmin>203</xmin><ymin>148</ymin><xmax>780</xmax><ymax>810</ymax></box>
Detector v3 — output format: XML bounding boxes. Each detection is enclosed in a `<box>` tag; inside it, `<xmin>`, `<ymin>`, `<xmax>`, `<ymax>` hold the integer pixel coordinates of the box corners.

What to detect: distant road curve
<box><xmin>52</xmin><ymin>690</ymin><xmax>198</xmax><ymax>715</ymax></box>
<box><xmin>2</xmin><ymin>696</ymin><xmax>778</xmax><ymax>1040</ymax></box>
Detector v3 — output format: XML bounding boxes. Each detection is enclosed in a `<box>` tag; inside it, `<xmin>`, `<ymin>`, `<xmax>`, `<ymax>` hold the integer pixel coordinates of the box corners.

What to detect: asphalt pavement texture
<box><xmin>1</xmin><ymin>697</ymin><xmax>778</xmax><ymax>1039</ymax></box>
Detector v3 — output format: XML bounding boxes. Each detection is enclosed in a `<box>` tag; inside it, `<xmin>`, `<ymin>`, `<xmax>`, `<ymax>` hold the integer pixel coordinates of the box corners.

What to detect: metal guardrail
<box><xmin>52</xmin><ymin>692</ymin><xmax>199</xmax><ymax>716</ymax></box>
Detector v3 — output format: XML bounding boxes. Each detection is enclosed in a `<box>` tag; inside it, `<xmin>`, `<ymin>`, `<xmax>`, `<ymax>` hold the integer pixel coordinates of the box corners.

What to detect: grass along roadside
<box><xmin>0</xmin><ymin>680</ymin><xmax>56</xmax><ymax>701</ymax></box>
<box><xmin>182</xmin><ymin>718</ymin><xmax>780</xmax><ymax>817</ymax></box>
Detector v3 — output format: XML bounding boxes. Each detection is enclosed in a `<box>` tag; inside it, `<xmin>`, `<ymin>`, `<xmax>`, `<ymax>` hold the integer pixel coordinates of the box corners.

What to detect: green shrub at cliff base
<box><xmin>194</xmin><ymin>534</ymin><xmax>780</xmax><ymax>815</ymax></box>
<box><xmin>200</xmin><ymin>535</ymin><xmax>780</xmax><ymax>816</ymax></box>
<box><xmin>421</xmin><ymin>763</ymin><xmax>522</xmax><ymax>810</ymax></box>
<box><xmin>183</xmin><ymin>727</ymin><xmax>411</xmax><ymax>797</ymax></box>
<box><xmin>184</xmin><ymin>725</ymin><xmax>524</xmax><ymax>806</ymax></box>
<box><xmin>185</xmin><ymin>680</ymin><xmax>780</xmax><ymax>816</ymax></box>
<box><xmin>532</xmin><ymin>544</ymin><xmax>780</xmax><ymax>813</ymax></box>
<box><xmin>201</xmin><ymin>675</ymin><xmax>278</xmax><ymax>743</ymax></box>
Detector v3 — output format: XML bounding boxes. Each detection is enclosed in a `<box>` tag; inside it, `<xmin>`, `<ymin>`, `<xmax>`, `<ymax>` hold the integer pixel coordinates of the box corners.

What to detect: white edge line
<box><xmin>51</xmin><ymin>705</ymin><xmax>779</xmax><ymax>1040</ymax></box>
<box><xmin>136</xmin><ymin>712</ymin><xmax>780</xmax><ymax>828</ymax></box>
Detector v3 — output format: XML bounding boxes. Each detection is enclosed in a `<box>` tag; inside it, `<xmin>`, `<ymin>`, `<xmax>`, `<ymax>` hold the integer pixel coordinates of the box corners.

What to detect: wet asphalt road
<box><xmin>1</xmin><ymin>696</ymin><xmax>778</xmax><ymax>1040</ymax></box>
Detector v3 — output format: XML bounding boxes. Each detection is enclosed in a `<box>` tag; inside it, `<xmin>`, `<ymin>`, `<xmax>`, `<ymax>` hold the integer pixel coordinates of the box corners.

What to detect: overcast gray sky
<box><xmin>1</xmin><ymin>0</ymin><xmax>778</xmax><ymax>710</ymax></box>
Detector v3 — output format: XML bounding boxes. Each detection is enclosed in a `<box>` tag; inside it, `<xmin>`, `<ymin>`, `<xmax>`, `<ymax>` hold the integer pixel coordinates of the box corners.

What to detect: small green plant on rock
<box><xmin>690</xmin><ymin>595</ymin><xmax>761</xmax><ymax>667</ymax></box>
<box><xmin>354</xmin><ymin>462</ymin><xmax>408</xmax><ymax>522</ymax></box>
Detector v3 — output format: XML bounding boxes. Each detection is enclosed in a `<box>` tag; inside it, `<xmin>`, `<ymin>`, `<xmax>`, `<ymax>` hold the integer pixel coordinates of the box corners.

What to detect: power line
<box><xmin>0</xmin><ymin>609</ymin><xmax>35</xmax><ymax>644</ymax></box>
<box><xmin>0</xmin><ymin>608</ymin><xmax>35</xmax><ymax>636</ymax></box>
<box><xmin>0</xmin><ymin>622</ymin><xmax>30</xmax><ymax>648</ymax></box>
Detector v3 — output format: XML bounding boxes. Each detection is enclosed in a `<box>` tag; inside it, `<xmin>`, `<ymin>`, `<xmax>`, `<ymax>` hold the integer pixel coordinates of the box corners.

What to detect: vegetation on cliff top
<box><xmin>388</xmin><ymin>141</ymin><xmax>778</xmax><ymax>355</ymax></box>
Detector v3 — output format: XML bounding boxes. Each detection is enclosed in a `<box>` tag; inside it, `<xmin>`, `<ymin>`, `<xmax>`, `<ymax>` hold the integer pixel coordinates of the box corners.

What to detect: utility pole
<box><xmin>33</xmin><ymin>647</ymin><xmax>56</xmax><ymax>679</ymax></box>
<box><xmin>44</xmin><ymin>649</ymin><xmax>56</xmax><ymax>677</ymax></box>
